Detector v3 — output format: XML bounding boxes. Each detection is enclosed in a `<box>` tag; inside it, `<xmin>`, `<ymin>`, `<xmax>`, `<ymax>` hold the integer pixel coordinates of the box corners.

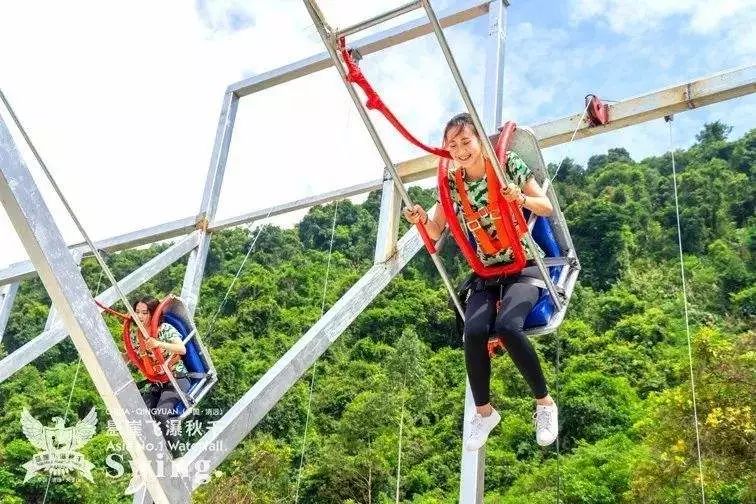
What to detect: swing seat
<box><xmin>523</xmin><ymin>213</ymin><xmax>562</xmax><ymax>328</ymax></box>
<box><xmin>440</xmin><ymin>124</ymin><xmax>581</xmax><ymax>339</ymax></box>
<box><xmin>508</xmin><ymin>127</ymin><xmax>581</xmax><ymax>336</ymax></box>
<box><xmin>154</xmin><ymin>296</ymin><xmax>218</xmax><ymax>419</ymax></box>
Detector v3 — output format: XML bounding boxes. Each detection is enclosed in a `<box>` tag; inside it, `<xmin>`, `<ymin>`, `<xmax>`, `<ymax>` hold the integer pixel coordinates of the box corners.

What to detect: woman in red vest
<box><xmin>404</xmin><ymin>113</ymin><xmax>558</xmax><ymax>450</ymax></box>
<box><xmin>131</xmin><ymin>296</ymin><xmax>189</xmax><ymax>455</ymax></box>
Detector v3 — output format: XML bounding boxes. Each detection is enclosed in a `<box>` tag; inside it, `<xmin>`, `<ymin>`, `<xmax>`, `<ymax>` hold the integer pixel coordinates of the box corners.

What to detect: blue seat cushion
<box><xmin>162</xmin><ymin>312</ymin><xmax>209</xmax><ymax>414</ymax></box>
<box><xmin>523</xmin><ymin>215</ymin><xmax>562</xmax><ymax>329</ymax></box>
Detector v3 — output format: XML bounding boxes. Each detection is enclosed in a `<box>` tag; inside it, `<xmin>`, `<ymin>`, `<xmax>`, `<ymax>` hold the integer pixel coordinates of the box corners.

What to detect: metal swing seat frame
<box><xmin>101</xmin><ymin>294</ymin><xmax>218</xmax><ymax>420</ymax></box>
<box><xmin>148</xmin><ymin>295</ymin><xmax>218</xmax><ymax>420</ymax></box>
<box><xmin>507</xmin><ymin>126</ymin><xmax>581</xmax><ymax>337</ymax></box>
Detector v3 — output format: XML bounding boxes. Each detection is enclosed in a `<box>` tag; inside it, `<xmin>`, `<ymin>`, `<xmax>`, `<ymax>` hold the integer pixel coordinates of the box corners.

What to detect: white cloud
<box><xmin>0</xmin><ymin>1</ymin><xmax>478</xmax><ymax>268</ymax></box>
<box><xmin>0</xmin><ymin>0</ymin><xmax>752</xmax><ymax>271</ymax></box>
<box><xmin>570</xmin><ymin>0</ymin><xmax>755</xmax><ymax>35</ymax></box>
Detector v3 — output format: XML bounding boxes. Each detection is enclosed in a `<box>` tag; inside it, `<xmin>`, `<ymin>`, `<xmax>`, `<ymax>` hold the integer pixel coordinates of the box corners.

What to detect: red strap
<box><xmin>338</xmin><ymin>38</ymin><xmax>451</xmax><ymax>160</ymax></box>
<box><xmin>95</xmin><ymin>300</ymin><xmax>129</xmax><ymax>320</ymax></box>
<box><xmin>488</xmin><ymin>336</ymin><xmax>506</xmax><ymax>358</ymax></box>
<box><xmin>454</xmin><ymin>167</ymin><xmax>502</xmax><ymax>255</ymax></box>
<box><xmin>482</xmin><ymin>159</ymin><xmax>520</xmax><ymax>250</ymax></box>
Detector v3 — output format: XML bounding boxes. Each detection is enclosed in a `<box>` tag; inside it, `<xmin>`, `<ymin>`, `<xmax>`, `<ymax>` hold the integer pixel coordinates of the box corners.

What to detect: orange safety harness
<box><xmin>438</xmin><ymin>122</ymin><xmax>529</xmax><ymax>278</ymax></box>
<box><xmin>97</xmin><ymin>297</ymin><xmax>181</xmax><ymax>383</ymax></box>
<box><xmin>454</xmin><ymin>158</ymin><xmax>518</xmax><ymax>257</ymax></box>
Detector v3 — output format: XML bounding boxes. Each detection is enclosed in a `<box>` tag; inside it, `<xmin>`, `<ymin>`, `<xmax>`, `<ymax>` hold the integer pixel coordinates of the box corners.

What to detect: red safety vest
<box><xmin>438</xmin><ymin>122</ymin><xmax>529</xmax><ymax>278</ymax></box>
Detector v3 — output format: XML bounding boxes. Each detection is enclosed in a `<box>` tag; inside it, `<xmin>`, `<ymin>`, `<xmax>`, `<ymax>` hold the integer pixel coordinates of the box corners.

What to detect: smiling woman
<box><xmin>403</xmin><ymin>112</ymin><xmax>559</xmax><ymax>451</ymax></box>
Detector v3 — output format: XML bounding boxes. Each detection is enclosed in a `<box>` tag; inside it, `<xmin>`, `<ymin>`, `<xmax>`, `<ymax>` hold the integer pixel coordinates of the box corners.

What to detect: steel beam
<box><xmin>337</xmin><ymin>1</ymin><xmax>422</xmax><ymax>38</ymax></box>
<box><xmin>44</xmin><ymin>250</ymin><xmax>84</xmax><ymax>331</ymax></box>
<box><xmin>210</xmin><ymin>178</ymin><xmax>382</xmax><ymax>231</ymax></box>
<box><xmin>374</xmin><ymin>170</ymin><xmax>402</xmax><ymax>263</ymax></box>
<box><xmin>459</xmin><ymin>382</ymin><xmax>486</xmax><ymax>502</ymax></box>
<box><xmin>459</xmin><ymin>2</ymin><xmax>508</xmax><ymax>501</ymax></box>
<box><xmin>0</xmin><ymin>282</ymin><xmax>19</xmax><ymax>344</ymax></box>
<box><xmin>395</xmin><ymin>64</ymin><xmax>756</xmax><ymax>181</ymax></box>
<box><xmin>482</xmin><ymin>0</ymin><xmax>508</xmax><ymax>133</ymax></box>
<box><xmin>0</xmin><ymin>215</ymin><xmax>197</xmax><ymax>287</ymax></box>
<box><xmin>0</xmin><ymin>232</ymin><xmax>199</xmax><ymax>383</ymax></box>
<box><xmin>534</xmin><ymin>64</ymin><xmax>756</xmax><ymax>148</ymax></box>
<box><xmin>180</xmin><ymin>215</ymin><xmax>429</xmax><ymax>488</ymax></box>
<box><xmin>181</xmin><ymin>92</ymin><xmax>238</xmax><ymax>315</ymax></box>
<box><xmin>0</xmin><ymin>115</ymin><xmax>189</xmax><ymax>504</ymax></box>
<box><xmin>228</xmin><ymin>0</ymin><xmax>490</xmax><ymax>97</ymax></box>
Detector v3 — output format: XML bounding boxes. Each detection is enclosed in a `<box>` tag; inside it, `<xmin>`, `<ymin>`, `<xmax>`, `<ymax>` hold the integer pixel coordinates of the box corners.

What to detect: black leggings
<box><xmin>463</xmin><ymin>270</ymin><xmax>548</xmax><ymax>406</ymax></box>
<box><xmin>142</xmin><ymin>377</ymin><xmax>191</xmax><ymax>447</ymax></box>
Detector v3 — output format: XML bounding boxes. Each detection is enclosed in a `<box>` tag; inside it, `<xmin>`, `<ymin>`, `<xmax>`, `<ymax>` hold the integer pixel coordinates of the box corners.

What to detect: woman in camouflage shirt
<box><xmin>131</xmin><ymin>296</ymin><xmax>189</xmax><ymax>454</ymax></box>
<box><xmin>403</xmin><ymin>113</ymin><xmax>559</xmax><ymax>451</ymax></box>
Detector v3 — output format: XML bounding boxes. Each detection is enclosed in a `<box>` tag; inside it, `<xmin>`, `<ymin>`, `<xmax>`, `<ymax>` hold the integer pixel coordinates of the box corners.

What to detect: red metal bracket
<box><xmin>585</xmin><ymin>94</ymin><xmax>609</xmax><ymax>126</ymax></box>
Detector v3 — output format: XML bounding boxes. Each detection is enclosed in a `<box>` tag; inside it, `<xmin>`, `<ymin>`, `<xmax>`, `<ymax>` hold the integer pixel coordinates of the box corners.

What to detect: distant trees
<box><xmin>0</xmin><ymin>123</ymin><xmax>752</xmax><ymax>503</ymax></box>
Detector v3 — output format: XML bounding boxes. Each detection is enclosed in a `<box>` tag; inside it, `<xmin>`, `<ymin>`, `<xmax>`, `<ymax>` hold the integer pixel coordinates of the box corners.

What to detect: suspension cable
<box><xmin>555</xmin><ymin>328</ymin><xmax>561</xmax><ymax>503</ymax></box>
<box><xmin>202</xmin><ymin>210</ymin><xmax>273</xmax><ymax>338</ymax></box>
<box><xmin>666</xmin><ymin>115</ymin><xmax>706</xmax><ymax>503</ymax></box>
<box><xmin>542</xmin><ymin>101</ymin><xmax>590</xmax><ymax>503</ymax></box>
<box><xmin>294</xmin><ymin>200</ymin><xmax>339</xmax><ymax>503</ymax></box>
<box><xmin>550</xmin><ymin>101</ymin><xmax>591</xmax><ymax>183</ymax></box>
<box><xmin>395</xmin><ymin>374</ymin><xmax>407</xmax><ymax>503</ymax></box>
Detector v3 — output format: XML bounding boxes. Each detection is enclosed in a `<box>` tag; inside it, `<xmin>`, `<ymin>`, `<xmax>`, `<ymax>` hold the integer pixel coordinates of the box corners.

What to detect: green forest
<box><xmin>0</xmin><ymin>122</ymin><xmax>753</xmax><ymax>503</ymax></box>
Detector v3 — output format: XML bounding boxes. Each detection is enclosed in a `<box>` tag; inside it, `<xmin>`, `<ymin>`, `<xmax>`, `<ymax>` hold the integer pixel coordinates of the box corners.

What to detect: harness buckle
<box><xmin>466</xmin><ymin>219</ymin><xmax>482</xmax><ymax>232</ymax></box>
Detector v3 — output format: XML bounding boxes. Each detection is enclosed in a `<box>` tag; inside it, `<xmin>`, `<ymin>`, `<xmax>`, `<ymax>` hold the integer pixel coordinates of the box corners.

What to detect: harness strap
<box><xmin>454</xmin><ymin>167</ymin><xmax>500</xmax><ymax>255</ymax></box>
<box><xmin>338</xmin><ymin>37</ymin><xmax>451</xmax><ymax>159</ymax></box>
<box><xmin>454</xmin><ymin>159</ymin><xmax>517</xmax><ymax>256</ymax></box>
<box><xmin>516</xmin><ymin>276</ymin><xmax>549</xmax><ymax>290</ymax></box>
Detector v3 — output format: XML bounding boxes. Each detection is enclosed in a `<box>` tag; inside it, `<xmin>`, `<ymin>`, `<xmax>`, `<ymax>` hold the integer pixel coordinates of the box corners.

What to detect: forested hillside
<box><xmin>0</xmin><ymin>122</ymin><xmax>753</xmax><ymax>503</ymax></box>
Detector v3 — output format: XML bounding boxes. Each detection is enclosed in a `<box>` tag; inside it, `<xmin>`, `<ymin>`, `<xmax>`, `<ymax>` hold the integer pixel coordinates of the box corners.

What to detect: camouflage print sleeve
<box><xmin>506</xmin><ymin>151</ymin><xmax>533</xmax><ymax>189</ymax></box>
<box><xmin>157</xmin><ymin>322</ymin><xmax>182</xmax><ymax>344</ymax></box>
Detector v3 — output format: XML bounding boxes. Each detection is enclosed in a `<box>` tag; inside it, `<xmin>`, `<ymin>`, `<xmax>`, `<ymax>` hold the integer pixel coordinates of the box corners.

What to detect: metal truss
<box><xmin>1</xmin><ymin>65</ymin><xmax>752</xmax><ymax>289</ymax></box>
<box><xmin>0</xmin><ymin>0</ymin><xmax>753</xmax><ymax>502</ymax></box>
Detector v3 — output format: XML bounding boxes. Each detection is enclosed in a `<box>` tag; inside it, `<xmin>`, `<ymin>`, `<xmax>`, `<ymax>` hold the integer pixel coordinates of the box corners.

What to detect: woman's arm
<box><xmin>144</xmin><ymin>336</ymin><xmax>186</xmax><ymax>355</ymax></box>
<box><xmin>521</xmin><ymin>177</ymin><xmax>553</xmax><ymax>217</ymax></box>
<box><xmin>402</xmin><ymin>204</ymin><xmax>447</xmax><ymax>240</ymax></box>
<box><xmin>145</xmin><ymin>323</ymin><xmax>187</xmax><ymax>355</ymax></box>
<box><xmin>501</xmin><ymin>177</ymin><xmax>553</xmax><ymax>217</ymax></box>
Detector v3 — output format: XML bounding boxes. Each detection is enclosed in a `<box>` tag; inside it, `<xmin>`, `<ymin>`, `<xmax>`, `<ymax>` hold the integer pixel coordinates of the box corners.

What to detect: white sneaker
<box><xmin>533</xmin><ymin>403</ymin><xmax>559</xmax><ymax>446</ymax></box>
<box><xmin>464</xmin><ymin>408</ymin><xmax>501</xmax><ymax>451</ymax></box>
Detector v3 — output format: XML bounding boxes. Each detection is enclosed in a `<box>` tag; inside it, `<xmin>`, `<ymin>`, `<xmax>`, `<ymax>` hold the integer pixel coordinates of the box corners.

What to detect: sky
<box><xmin>0</xmin><ymin>0</ymin><xmax>754</xmax><ymax>269</ymax></box>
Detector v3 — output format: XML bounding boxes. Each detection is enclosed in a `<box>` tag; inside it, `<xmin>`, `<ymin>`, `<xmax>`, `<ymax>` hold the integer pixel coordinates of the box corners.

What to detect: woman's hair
<box><xmin>443</xmin><ymin>112</ymin><xmax>480</xmax><ymax>145</ymax></box>
<box><xmin>132</xmin><ymin>296</ymin><xmax>159</xmax><ymax>315</ymax></box>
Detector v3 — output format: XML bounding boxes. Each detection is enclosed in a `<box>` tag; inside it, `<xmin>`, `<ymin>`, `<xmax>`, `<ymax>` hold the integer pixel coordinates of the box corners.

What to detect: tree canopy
<box><xmin>0</xmin><ymin>123</ymin><xmax>753</xmax><ymax>503</ymax></box>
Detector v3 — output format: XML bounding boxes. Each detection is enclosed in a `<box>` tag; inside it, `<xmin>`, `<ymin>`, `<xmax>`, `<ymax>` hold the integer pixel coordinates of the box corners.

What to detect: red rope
<box><xmin>95</xmin><ymin>300</ymin><xmax>129</xmax><ymax>320</ymax></box>
<box><xmin>338</xmin><ymin>37</ymin><xmax>451</xmax><ymax>160</ymax></box>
